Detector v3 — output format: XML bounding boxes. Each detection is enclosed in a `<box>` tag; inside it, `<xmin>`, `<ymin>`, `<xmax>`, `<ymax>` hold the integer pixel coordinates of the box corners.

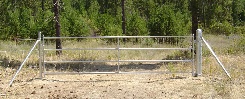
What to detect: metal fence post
<box><xmin>38</xmin><ymin>31</ymin><xmax>42</xmax><ymax>79</ymax></box>
<box><xmin>196</xmin><ymin>29</ymin><xmax>202</xmax><ymax>76</ymax></box>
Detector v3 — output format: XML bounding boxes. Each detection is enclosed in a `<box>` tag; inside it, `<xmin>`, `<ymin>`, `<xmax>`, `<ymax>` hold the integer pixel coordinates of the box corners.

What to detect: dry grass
<box><xmin>0</xmin><ymin>35</ymin><xmax>245</xmax><ymax>98</ymax></box>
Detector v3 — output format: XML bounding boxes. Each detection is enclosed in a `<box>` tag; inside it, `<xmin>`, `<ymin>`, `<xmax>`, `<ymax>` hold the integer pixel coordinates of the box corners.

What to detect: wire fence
<box><xmin>202</xmin><ymin>35</ymin><xmax>242</xmax><ymax>54</ymax></box>
<box><xmin>201</xmin><ymin>34</ymin><xmax>244</xmax><ymax>78</ymax></box>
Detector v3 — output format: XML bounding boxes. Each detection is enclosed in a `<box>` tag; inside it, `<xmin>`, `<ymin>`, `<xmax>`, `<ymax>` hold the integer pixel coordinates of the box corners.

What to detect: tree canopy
<box><xmin>0</xmin><ymin>0</ymin><xmax>244</xmax><ymax>40</ymax></box>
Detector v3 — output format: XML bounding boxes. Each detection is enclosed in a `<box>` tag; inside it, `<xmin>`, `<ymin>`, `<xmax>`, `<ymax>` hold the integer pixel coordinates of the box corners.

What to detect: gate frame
<box><xmin>39</xmin><ymin>34</ymin><xmax>196</xmax><ymax>78</ymax></box>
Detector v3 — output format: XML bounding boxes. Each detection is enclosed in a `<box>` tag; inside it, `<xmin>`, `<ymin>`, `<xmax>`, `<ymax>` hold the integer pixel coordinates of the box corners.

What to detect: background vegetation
<box><xmin>0</xmin><ymin>0</ymin><xmax>244</xmax><ymax>40</ymax></box>
<box><xmin>0</xmin><ymin>1</ymin><xmax>244</xmax><ymax>98</ymax></box>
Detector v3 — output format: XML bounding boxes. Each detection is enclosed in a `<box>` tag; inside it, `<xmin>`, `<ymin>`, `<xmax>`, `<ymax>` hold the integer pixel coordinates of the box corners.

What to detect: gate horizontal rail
<box><xmin>43</xmin><ymin>71</ymin><xmax>192</xmax><ymax>75</ymax></box>
<box><xmin>44</xmin><ymin>60</ymin><xmax>192</xmax><ymax>63</ymax></box>
<box><xmin>43</xmin><ymin>36</ymin><xmax>193</xmax><ymax>39</ymax></box>
<box><xmin>44</xmin><ymin>48</ymin><xmax>191</xmax><ymax>51</ymax></box>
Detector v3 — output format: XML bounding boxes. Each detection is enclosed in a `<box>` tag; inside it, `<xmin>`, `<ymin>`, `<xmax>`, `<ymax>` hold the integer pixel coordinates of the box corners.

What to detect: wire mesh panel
<box><xmin>41</xmin><ymin>36</ymin><xmax>194</xmax><ymax>76</ymax></box>
<box><xmin>201</xmin><ymin>34</ymin><xmax>243</xmax><ymax>78</ymax></box>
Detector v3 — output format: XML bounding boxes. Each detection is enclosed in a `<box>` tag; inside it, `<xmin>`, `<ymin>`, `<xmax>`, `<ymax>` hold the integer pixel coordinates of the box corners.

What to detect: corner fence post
<box><xmin>196</xmin><ymin>29</ymin><xmax>202</xmax><ymax>76</ymax></box>
<box><xmin>38</xmin><ymin>31</ymin><xmax>42</xmax><ymax>79</ymax></box>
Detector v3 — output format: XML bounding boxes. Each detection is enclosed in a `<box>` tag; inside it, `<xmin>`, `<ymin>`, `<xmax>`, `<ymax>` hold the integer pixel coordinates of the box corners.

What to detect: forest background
<box><xmin>0</xmin><ymin>0</ymin><xmax>244</xmax><ymax>40</ymax></box>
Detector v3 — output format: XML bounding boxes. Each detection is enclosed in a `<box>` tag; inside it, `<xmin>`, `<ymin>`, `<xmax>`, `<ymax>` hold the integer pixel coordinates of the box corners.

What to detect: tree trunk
<box><xmin>191</xmin><ymin>0</ymin><xmax>198</xmax><ymax>40</ymax></box>
<box><xmin>53</xmin><ymin>0</ymin><xmax>62</xmax><ymax>55</ymax></box>
<box><xmin>121</xmin><ymin>0</ymin><xmax>126</xmax><ymax>35</ymax></box>
<box><xmin>42</xmin><ymin>0</ymin><xmax>45</xmax><ymax>11</ymax></box>
<box><xmin>121</xmin><ymin>0</ymin><xmax>126</xmax><ymax>42</ymax></box>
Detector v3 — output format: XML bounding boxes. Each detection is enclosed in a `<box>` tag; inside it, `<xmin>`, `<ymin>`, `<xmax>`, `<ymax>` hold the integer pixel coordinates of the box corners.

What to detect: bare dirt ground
<box><xmin>0</xmin><ymin>67</ymin><xmax>244</xmax><ymax>99</ymax></box>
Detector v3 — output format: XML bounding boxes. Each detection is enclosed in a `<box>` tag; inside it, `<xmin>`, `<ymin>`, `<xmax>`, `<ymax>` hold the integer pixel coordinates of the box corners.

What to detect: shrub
<box><xmin>210</xmin><ymin>21</ymin><xmax>234</xmax><ymax>35</ymax></box>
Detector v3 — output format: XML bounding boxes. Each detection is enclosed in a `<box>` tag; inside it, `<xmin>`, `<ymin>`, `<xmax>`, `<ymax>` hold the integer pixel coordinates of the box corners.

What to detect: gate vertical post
<box><xmin>192</xmin><ymin>34</ymin><xmax>195</xmax><ymax>76</ymax></box>
<box><xmin>196</xmin><ymin>29</ymin><xmax>202</xmax><ymax>76</ymax></box>
<box><xmin>117</xmin><ymin>37</ymin><xmax>120</xmax><ymax>73</ymax></box>
<box><xmin>38</xmin><ymin>31</ymin><xmax>42</xmax><ymax>79</ymax></box>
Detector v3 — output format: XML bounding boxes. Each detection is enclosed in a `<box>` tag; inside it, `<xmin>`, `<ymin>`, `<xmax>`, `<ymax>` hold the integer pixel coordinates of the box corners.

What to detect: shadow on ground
<box><xmin>44</xmin><ymin>60</ymin><xmax>163</xmax><ymax>72</ymax></box>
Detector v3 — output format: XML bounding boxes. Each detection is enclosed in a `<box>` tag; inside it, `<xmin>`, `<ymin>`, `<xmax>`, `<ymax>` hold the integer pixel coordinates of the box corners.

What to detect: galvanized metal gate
<box><xmin>39</xmin><ymin>35</ymin><xmax>196</xmax><ymax>78</ymax></box>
